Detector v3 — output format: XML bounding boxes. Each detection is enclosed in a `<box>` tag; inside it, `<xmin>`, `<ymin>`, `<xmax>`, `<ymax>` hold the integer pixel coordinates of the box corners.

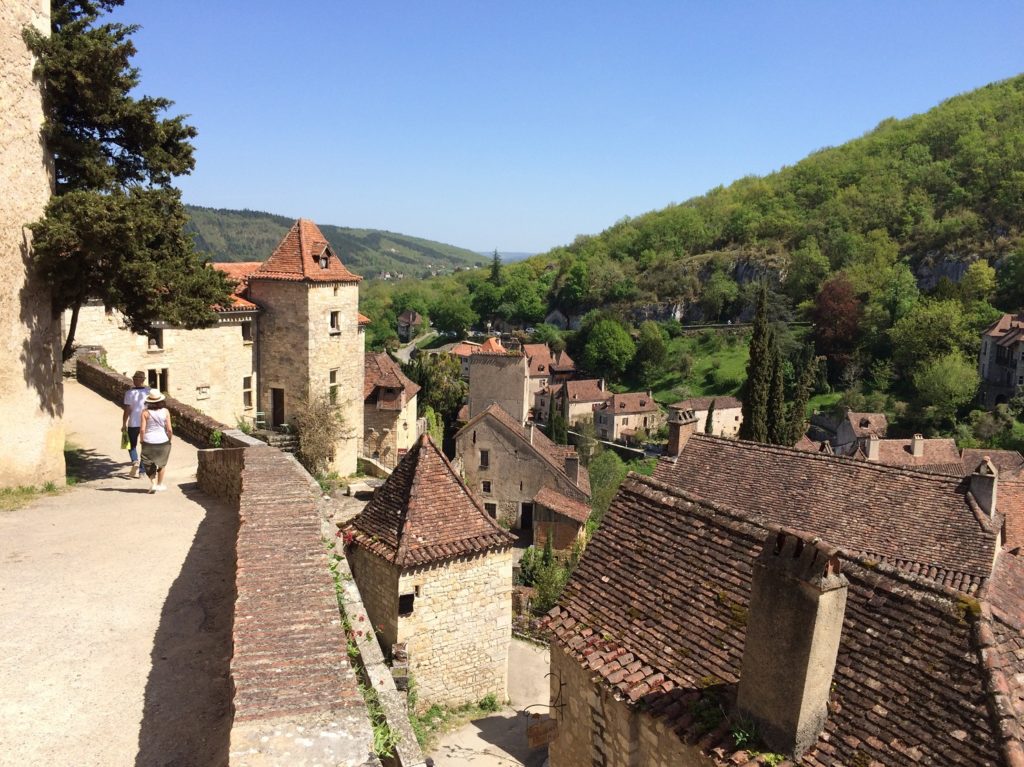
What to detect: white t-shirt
<box><xmin>143</xmin><ymin>408</ymin><xmax>171</xmax><ymax>444</ymax></box>
<box><xmin>124</xmin><ymin>386</ymin><xmax>151</xmax><ymax>428</ymax></box>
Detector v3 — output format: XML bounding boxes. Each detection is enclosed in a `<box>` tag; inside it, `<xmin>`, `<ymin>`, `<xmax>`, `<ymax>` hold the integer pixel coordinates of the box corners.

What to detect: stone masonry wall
<box><xmin>247</xmin><ymin>279</ymin><xmax>309</xmax><ymax>426</ymax></box>
<box><xmin>468</xmin><ymin>354</ymin><xmax>530</xmax><ymax>422</ymax></box>
<box><xmin>69</xmin><ymin>304</ymin><xmax>258</xmax><ymax>426</ymax></box>
<box><xmin>347</xmin><ymin>544</ymin><xmax>401</xmax><ymax>649</ymax></box>
<box><xmin>0</xmin><ymin>0</ymin><xmax>66</xmax><ymax>488</ymax></box>
<box><xmin>363</xmin><ymin>394</ymin><xmax>418</xmax><ymax>469</ymax></box>
<box><xmin>397</xmin><ymin>548</ymin><xmax>513</xmax><ymax>707</ymax></box>
<box><xmin>549</xmin><ymin>644</ymin><xmax>708</xmax><ymax>767</ymax></box>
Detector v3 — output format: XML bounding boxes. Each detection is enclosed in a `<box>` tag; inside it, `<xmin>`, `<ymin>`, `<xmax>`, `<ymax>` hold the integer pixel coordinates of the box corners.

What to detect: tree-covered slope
<box><xmin>184</xmin><ymin>205</ymin><xmax>484</xmax><ymax>278</ymax></box>
<box><xmin>542</xmin><ymin>74</ymin><xmax>1024</xmax><ymax>314</ymax></box>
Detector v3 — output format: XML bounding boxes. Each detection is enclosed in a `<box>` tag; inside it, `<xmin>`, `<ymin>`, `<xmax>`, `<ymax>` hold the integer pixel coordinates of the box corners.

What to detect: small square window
<box><xmin>147</xmin><ymin>329</ymin><xmax>164</xmax><ymax>350</ymax></box>
<box><xmin>241</xmin><ymin>321</ymin><xmax>253</xmax><ymax>343</ymax></box>
<box><xmin>482</xmin><ymin>481</ymin><xmax>492</xmax><ymax>493</ymax></box>
<box><xmin>484</xmin><ymin>503</ymin><xmax>497</xmax><ymax>518</ymax></box>
<box><xmin>330</xmin><ymin>311</ymin><xmax>341</xmax><ymax>333</ymax></box>
<box><xmin>479</xmin><ymin>449</ymin><xmax>489</xmax><ymax>469</ymax></box>
<box><xmin>196</xmin><ymin>384</ymin><xmax>210</xmax><ymax>401</ymax></box>
<box><xmin>398</xmin><ymin>593</ymin><xmax>415</xmax><ymax>616</ymax></box>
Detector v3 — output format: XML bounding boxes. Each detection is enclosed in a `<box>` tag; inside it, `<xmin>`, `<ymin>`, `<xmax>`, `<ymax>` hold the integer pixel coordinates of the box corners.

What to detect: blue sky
<box><xmin>115</xmin><ymin>1</ymin><xmax>1024</xmax><ymax>253</ymax></box>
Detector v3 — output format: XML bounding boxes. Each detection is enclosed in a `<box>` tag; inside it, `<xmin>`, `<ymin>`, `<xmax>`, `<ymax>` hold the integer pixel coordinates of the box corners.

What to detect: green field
<box><xmin>640</xmin><ymin>331</ymin><xmax>751</xmax><ymax>405</ymax></box>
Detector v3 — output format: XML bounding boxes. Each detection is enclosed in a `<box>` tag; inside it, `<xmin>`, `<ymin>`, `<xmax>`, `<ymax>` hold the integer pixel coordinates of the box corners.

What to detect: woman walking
<box><xmin>139</xmin><ymin>390</ymin><xmax>173</xmax><ymax>493</ymax></box>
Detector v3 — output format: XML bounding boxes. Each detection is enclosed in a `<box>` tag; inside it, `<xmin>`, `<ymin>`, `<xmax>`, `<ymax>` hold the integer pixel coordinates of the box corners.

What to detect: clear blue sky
<box><xmin>114</xmin><ymin>1</ymin><xmax>1024</xmax><ymax>253</ymax></box>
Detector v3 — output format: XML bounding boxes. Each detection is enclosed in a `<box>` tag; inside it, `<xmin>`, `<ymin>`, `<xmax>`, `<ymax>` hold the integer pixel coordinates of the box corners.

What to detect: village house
<box><xmin>979</xmin><ymin>312</ymin><xmax>1024</xmax><ymax>407</ymax></box>
<box><xmin>832</xmin><ymin>410</ymin><xmax>888</xmax><ymax>455</ymax></box>
<box><xmin>522</xmin><ymin>343</ymin><xmax>577</xmax><ymax>400</ymax></box>
<box><xmin>466</xmin><ymin>349</ymin><xmax>529</xmax><ymax>422</ymax></box>
<box><xmin>532</xmin><ymin>487</ymin><xmax>591</xmax><ymax>551</ymax></box>
<box><xmin>535</xmin><ymin>378</ymin><xmax>608</xmax><ymax>428</ymax></box>
<box><xmin>593</xmin><ymin>391</ymin><xmax>665</xmax><ymax>443</ymax></box>
<box><xmin>852</xmin><ymin>433</ymin><xmax>1024</xmax><ymax>477</ymax></box>
<box><xmin>455</xmin><ymin>403</ymin><xmax>590</xmax><ymax>535</ymax></box>
<box><xmin>67</xmin><ymin>218</ymin><xmax>368</xmax><ymax>474</ymax></box>
<box><xmin>669</xmin><ymin>395</ymin><xmax>742</xmax><ymax>437</ymax></box>
<box><xmin>396</xmin><ymin>309</ymin><xmax>424</xmax><ymax>342</ymax></box>
<box><xmin>343</xmin><ymin>434</ymin><xmax>515</xmax><ymax>707</ymax></box>
<box><xmin>363</xmin><ymin>352</ymin><xmax>421</xmax><ymax>469</ymax></box>
<box><xmin>545</xmin><ymin>409</ymin><xmax>1024</xmax><ymax>766</ymax></box>
<box><xmin>448</xmin><ymin>339</ymin><xmax>482</xmax><ymax>379</ymax></box>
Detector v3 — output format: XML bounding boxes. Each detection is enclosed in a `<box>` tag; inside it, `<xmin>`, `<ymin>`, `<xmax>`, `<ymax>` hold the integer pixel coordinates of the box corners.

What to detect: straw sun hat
<box><xmin>144</xmin><ymin>390</ymin><xmax>166</xmax><ymax>404</ymax></box>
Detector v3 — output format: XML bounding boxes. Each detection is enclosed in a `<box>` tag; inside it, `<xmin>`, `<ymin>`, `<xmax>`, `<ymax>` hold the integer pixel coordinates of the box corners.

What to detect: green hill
<box><xmin>538</xmin><ymin>74</ymin><xmax>1024</xmax><ymax>314</ymax></box>
<box><xmin>184</xmin><ymin>205</ymin><xmax>485</xmax><ymax>278</ymax></box>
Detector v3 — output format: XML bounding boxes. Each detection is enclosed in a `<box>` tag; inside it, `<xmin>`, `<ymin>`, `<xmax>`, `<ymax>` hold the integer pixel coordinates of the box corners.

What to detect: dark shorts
<box><xmin>141</xmin><ymin>441</ymin><xmax>171</xmax><ymax>472</ymax></box>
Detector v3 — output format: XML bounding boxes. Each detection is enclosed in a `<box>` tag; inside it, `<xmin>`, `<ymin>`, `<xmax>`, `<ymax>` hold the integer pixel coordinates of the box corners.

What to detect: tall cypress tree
<box><xmin>787</xmin><ymin>351</ymin><xmax>817</xmax><ymax>445</ymax></box>
<box><xmin>704</xmin><ymin>399</ymin><xmax>716</xmax><ymax>435</ymax></box>
<box><xmin>740</xmin><ymin>284</ymin><xmax>772</xmax><ymax>442</ymax></box>
<box><xmin>767</xmin><ymin>338</ymin><xmax>788</xmax><ymax>445</ymax></box>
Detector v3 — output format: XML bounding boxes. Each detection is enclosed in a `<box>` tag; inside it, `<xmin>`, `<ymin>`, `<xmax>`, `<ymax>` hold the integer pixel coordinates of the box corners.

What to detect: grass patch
<box><xmin>409</xmin><ymin>692</ymin><xmax>507</xmax><ymax>749</ymax></box>
<box><xmin>645</xmin><ymin>332</ymin><xmax>751</xmax><ymax>405</ymax></box>
<box><xmin>807</xmin><ymin>391</ymin><xmax>842</xmax><ymax>415</ymax></box>
<box><xmin>0</xmin><ymin>486</ymin><xmax>50</xmax><ymax>512</ymax></box>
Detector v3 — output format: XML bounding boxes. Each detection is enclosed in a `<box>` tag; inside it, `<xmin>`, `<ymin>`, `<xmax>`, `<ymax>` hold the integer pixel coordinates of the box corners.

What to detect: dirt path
<box><xmin>0</xmin><ymin>380</ymin><xmax>235</xmax><ymax>767</ymax></box>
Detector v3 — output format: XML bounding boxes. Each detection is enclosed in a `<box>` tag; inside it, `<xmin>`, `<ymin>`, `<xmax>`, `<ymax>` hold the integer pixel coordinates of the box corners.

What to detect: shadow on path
<box><xmin>64</xmin><ymin>446</ymin><xmax>122</xmax><ymax>482</ymax></box>
<box><xmin>134</xmin><ymin>486</ymin><xmax>237</xmax><ymax>767</ymax></box>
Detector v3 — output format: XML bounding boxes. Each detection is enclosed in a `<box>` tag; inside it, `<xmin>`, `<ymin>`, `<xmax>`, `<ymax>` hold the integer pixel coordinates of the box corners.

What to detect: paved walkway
<box><xmin>0</xmin><ymin>380</ymin><xmax>235</xmax><ymax>766</ymax></box>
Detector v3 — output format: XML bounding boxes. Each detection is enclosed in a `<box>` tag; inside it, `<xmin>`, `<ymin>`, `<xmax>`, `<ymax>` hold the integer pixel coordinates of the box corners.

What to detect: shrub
<box><xmin>292</xmin><ymin>393</ymin><xmax>350</xmax><ymax>475</ymax></box>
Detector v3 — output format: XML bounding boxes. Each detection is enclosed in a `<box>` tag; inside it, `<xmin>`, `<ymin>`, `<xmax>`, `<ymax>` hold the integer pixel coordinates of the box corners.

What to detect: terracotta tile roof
<box><xmin>357</xmin><ymin>312</ymin><xmax>371</xmax><ymax>326</ymax></box>
<box><xmin>534</xmin><ymin>486</ymin><xmax>591</xmax><ymax>524</ymax></box>
<box><xmin>1001</xmin><ymin>479</ymin><xmax>1024</xmax><ymax>548</ymax></box>
<box><xmin>449</xmin><ymin>341</ymin><xmax>481</xmax><ymax>358</ymax></box>
<box><xmin>364</xmin><ymin>352</ymin><xmax>420</xmax><ymax>405</ymax></box>
<box><xmin>479</xmin><ymin>337</ymin><xmax>506</xmax><ymax>353</ymax></box>
<box><xmin>551</xmin><ymin>349</ymin><xmax>575</xmax><ymax>372</ymax></box>
<box><xmin>344</xmin><ymin>434</ymin><xmax>513</xmax><ymax>567</ymax></box>
<box><xmin>212</xmin><ymin>262</ymin><xmax>262</xmax><ymax>312</ymax></box>
<box><xmin>563</xmin><ymin>379</ymin><xmax>608</xmax><ymax>403</ymax></box>
<box><xmin>546</xmin><ymin>474</ymin><xmax>1019</xmax><ymax>766</ymax></box>
<box><xmin>653</xmin><ymin>435</ymin><xmax>999</xmax><ymax>593</ymax></box>
<box><xmin>670</xmin><ymin>396</ymin><xmax>742</xmax><ymax>411</ymax></box>
<box><xmin>963</xmin><ymin>449</ymin><xmax>1024</xmax><ymax>477</ymax></box>
<box><xmin>845</xmin><ymin>411</ymin><xmax>888</xmax><ymax>438</ymax></box>
<box><xmin>594</xmin><ymin>392</ymin><xmax>660</xmax><ymax>415</ymax></box>
<box><xmin>985</xmin><ymin>313</ymin><xmax>1024</xmax><ymax>344</ymax></box>
<box><xmin>523</xmin><ymin>343</ymin><xmax>553</xmax><ymax>376</ymax></box>
<box><xmin>251</xmin><ymin>219</ymin><xmax>362</xmax><ymax>283</ymax></box>
<box><xmin>980</xmin><ymin>552</ymin><xmax>1024</xmax><ymax>756</ymax></box>
<box><xmin>871</xmin><ymin>436</ymin><xmax>961</xmax><ymax>467</ymax></box>
<box><xmin>457</xmin><ymin>404</ymin><xmax>590</xmax><ymax>497</ymax></box>
<box><xmin>397</xmin><ymin>310</ymin><xmax>423</xmax><ymax>325</ymax></box>
<box><xmin>793</xmin><ymin>435</ymin><xmax>832</xmax><ymax>454</ymax></box>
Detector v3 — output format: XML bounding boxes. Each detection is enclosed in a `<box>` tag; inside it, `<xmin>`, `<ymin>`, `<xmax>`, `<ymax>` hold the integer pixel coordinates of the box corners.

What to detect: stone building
<box><xmin>522</xmin><ymin>343</ymin><xmax>576</xmax><ymax>401</ymax></box>
<box><xmin>0</xmin><ymin>0</ymin><xmax>66</xmax><ymax>488</ymax></box>
<box><xmin>545</xmin><ymin>419</ymin><xmax>1024</xmax><ymax>766</ymax></box>
<box><xmin>363</xmin><ymin>352</ymin><xmax>420</xmax><ymax>469</ymax></box>
<box><xmin>593</xmin><ymin>391</ymin><xmax>664</xmax><ymax>443</ymax></box>
<box><xmin>343</xmin><ymin>434</ymin><xmax>515</xmax><ymax>707</ymax></box>
<box><xmin>455</xmin><ymin>403</ymin><xmax>590</xmax><ymax>534</ymax></box>
<box><xmin>669</xmin><ymin>395</ymin><xmax>742</xmax><ymax>438</ymax></box>
<box><xmin>467</xmin><ymin>350</ymin><xmax>529</xmax><ymax>422</ymax></box>
<box><xmin>396</xmin><ymin>309</ymin><xmax>423</xmax><ymax>342</ymax></box>
<box><xmin>832</xmin><ymin>410</ymin><xmax>888</xmax><ymax>455</ymax></box>
<box><xmin>979</xmin><ymin>312</ymin><xmax>1024</xmax><ymax>407</ymax></box>
<box><xmin>535</xmin><ymin>379</ymin><xmax>608</xmax><ymax>427</ymax></box>
<box><xmin>533</xmin><ymin>487</ymin><xmax>590</xmax><ymax>551</ymax></box>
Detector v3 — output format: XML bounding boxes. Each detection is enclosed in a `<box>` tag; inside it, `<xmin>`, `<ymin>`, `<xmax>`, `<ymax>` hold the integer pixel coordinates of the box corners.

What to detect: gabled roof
<box><xmin>562</xmin><ymin>379</ymin><xmax>608</xmax><ymax>403</ymax></box>
<box><xmin>670</xmin><ymin>395</ymin><xmax>742</xmax><ymax>412</ymax></box>
<box><xmin>344</xmin><ymin>434</ymin><xmax>513</xmax><ymax>567</ymax></box>
<box><xmin>449</xmin><ymin>341</ymin><xmax>482</xmax><ymax>358</ymax></box>
<box><xmin>963</xmin><ymin>448</ymin><xmax>1024</xmax><ymax>478</ymax></box>
<box><xmin>845</xmin><ymin>411</ymin><xmax>888</xmax><ymax>438</ymax></box>
<box><xmin>550</xmin><ymin>349</ymin><xmax>575</xmax><ymax>371</ymax></box>
<box><xmin>252</xmin><ymin>219</ymin><xmax>362</xmax><ymax>283</ymax></box>
<box><xmin>212</xmin><ymin>262</ymin><xmax>262</xmax><ymax>311</ymax></box>
<box><xmin>594</xmin><ymin>392</ymin><xmax>660</xmax><ymax>415</ymax></box>
<box><xmin>534</xmin><ymin>486</ymin><xmax>591</xmax><ymax>524</ymax></box>
<box><xmin>363</xmin><ymin>352</ymin><xmax>420</xmax><ymax>405</ymax></box>
<box><xmin>793</xmin><ymin>435</ymin><xmax>833</xmax><ymax>454</ymax></box>
<box><xmin>871</xmin><ymin>436</ymin><xmax>961</xmax><ymax>467</ymax></box>
<box><xmin>654</xmin><ymin>435</ymin><xmax>999</xmax><ymax>593</ymax></box>
<box><xmin>546</xmin><ymin>473</ymin><xmax>1021</xmax><ymax>766</ymax></box>
<box><xmin>479</xmin><ymin>337</ymin><xmax>506</xmax><ymax>353</ymax></box>
<box><xmin>457</xmin><ymin>404</ymin><xmax>590</xmax><ymax>497</ymax></box>
<box><xmin>984</xmin><ymin>313</ymin><xmax>1024</xmax><ymax>343</ymax></box>
<box><xmin>397</xmin><ymin>310</ymin><xmax>423</xmax><ymax>325</ymax></box>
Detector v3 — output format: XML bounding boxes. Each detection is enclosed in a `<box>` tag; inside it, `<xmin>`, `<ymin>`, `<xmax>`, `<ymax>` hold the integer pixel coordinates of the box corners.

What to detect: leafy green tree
<box><xmin>583</xmin><ymin>319</ymin><xmax>636</xmax><ymax>379</ymax></box>
<box><xmin>634</xmin><ymin>320</ymin><xmax>668</xmax><ymax>385</ymax></box>
<box><xmin>430</xmin><ymin>297</ymin><xmax>477</xmax><ymax>338</ymax></box>
<box><xmin>403</xmin><ymin>353</ymin><xmax>467</xmax><ymax>424</ymax></box>
<box><xmin>913</xmin><ymin>352</ymin><xmax>980</xmax><ymax>425</ymax></box>
<box><xmin>549</xmin><ymin>395</ymin><xmax>568</xmax><ymax>445</ymax></box>
<box><xmin>700</xmin><ymin>269</ymin><xmax>740</xmax><ymax>322</ymax></box>
<box><xmin>740</xmin><ymin>285</ymin><xmax>773</xmax><ymax>442</ymax></box>
<box><xmin>25</xmin><ymin>0</ymin><xmax>230</xmax><ymax>359</ymax></box>
<box><xmin>587</xmin><ymin>449</ymin><xmax>627</xmax><ymax>524</ymax></box>
<box><xmin>470</xmin><ymin>281</ymin><xmax>502</xmax><ymax>326</ymax></box>
<box><xmin>997</xmin><ymin>247</ymin><xmax>1024</xmax><ymax>309</ymax></box>
<box><xmin>423</xmin><ymin>405</ymin><xmax>444</xmax><ymax>445</ymax></box>
<box><xmin>783</xmin><ymin>237</ymin><xmax>831</xmax><ymax>303</ymax></box>
<box><xmin>704</xmin><ymin>399</ymin><xmax>716</xmax><ymax>435</ymax></box>
<box><xmin>960</xmin><ymin>260</ymin><xmax>997</xmax><ymax>303</ymax></box>
<box><xmin>888</xmin><ymin>300</ymin><xmax>973</xmax><ymax>376</ymax></box>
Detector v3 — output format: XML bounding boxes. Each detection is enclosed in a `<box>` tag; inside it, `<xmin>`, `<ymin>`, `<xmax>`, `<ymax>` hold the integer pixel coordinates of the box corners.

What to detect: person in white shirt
<box><xmin>121</xmin><ymin>371</ymin><xmax>150</xmax><ymax>478</ymax></box>
<box><xmin>139</xmin><ymin>390</ymin><xmax>173</xmax><ymax>493</ymax></box>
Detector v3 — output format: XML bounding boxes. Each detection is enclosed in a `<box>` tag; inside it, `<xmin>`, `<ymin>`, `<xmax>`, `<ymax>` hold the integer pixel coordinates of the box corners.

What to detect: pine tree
<box><xmin>767</xmin><ymin>338</ymin><xmax>788</xmax><ymax>445</ymax></box>
<box><xmin>740</xmin><ymin>284</ymin><xmax>772</xmax><ymax>442</ymax></box>
<box><xmin>704</xmin><ymin>399</ymin><xmax>716</xmax><ymax>435</ymax></box>
<box><xmin>490</xmin><ymin>249</ymin><xmax>502</xmax><ymax>286</ymax></box>
<box><xmin>24</xmin><ymin>0</ymin><xmax>230</xmax><ymax>359</ymax></box>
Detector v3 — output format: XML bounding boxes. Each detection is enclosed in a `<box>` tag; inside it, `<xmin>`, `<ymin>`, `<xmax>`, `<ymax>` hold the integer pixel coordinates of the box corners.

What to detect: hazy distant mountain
<box><xmin>478</xmin><ymin>251</ymin><xmax>536</xmax><ymax>263</ymax></box>
<box><xmin>185</xmin><ymin>205</ymin><xmax>485</xmax><ymax>279</ymax></box>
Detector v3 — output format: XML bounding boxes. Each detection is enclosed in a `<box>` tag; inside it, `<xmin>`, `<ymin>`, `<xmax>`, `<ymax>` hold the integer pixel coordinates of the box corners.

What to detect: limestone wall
<box><xmin>347</xmin><ymin>545</ymin><xmax>401</xmax><ymax>649</ymax></box>
<box><xmin>397</xmin><ymin>548</ymin><xmax>513</xmax><ymax>707</ymax></box>
<box><xmin>694</xmin><ymin>405</ymin><xmax>742</xmax><ymax>438</ymax></box>
<box><xmin>549</xmin><ymin>644</ymin><xmax>708</xmax><ymax>767</ymax></box>
<box><xmin>0</xmin><ymin>0</ymin><xmax>65</xmax><ymax>488</ymax></box>
<box><xmin>363</xmin><ymin>393</ymin><xmax>418</xmax><ymax>469</ymax></box>
<box><xmin>468</xmin><ymin>354</ymin><xmax>529</xmax><ymax>422</ymax></box>
<box><xmin>69</xmin><ymin>304</ymin><xmax>258</xmax><ymax>426</ymax></box>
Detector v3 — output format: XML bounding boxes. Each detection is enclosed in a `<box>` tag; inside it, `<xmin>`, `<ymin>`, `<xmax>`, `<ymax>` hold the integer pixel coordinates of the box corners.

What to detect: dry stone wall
<box><xmin>0</xmin><ymin>0</ymin><xmax>65</xmax><ymax>488</ymax></box>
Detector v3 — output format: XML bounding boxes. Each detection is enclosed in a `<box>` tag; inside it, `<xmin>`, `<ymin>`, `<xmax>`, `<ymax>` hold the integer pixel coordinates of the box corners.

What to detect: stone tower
<box><xmin>344</xmin><ymin>434</ymin><xmax>515</xmax><ymax>706</ymax></box>
<box><xmin>0</xmin><ymin>0</ymin><xmax>66</xmax><ymax>488</ymax></box>
<box><xmin>247</xmin><ymin>219</ymin><xmax>366</xmax><ymax>474</ymax></box>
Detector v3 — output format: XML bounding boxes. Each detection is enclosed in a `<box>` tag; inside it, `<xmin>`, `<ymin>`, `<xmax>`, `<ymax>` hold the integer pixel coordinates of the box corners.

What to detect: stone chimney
<box><xmin>971</xmin><ymin>457</ymin><xmax>998</xmax><ymax>519</ymax></box>
<box><xmin>666</xmin><ymin>408</ymin><xmax>699</xmax><ymax>457</ymax></box>
<box><xmin>737</xmin><ymin>529</ymin><xmax>849</xmax><ymax>758</ymax></box>
<box><xmin>911</xmin><ymin>433</ymin><xmax>924</xmax><ymax>458</ymax></box>
<box><xmin>525</xmin><ymin>421</ymin><xmax>535</xmax><ymax>444</ymax></box>
<box><xmin>599</xmin><ymin>378</ymin><xmax>605</xmax><ymax>392</ymax></box>
<box><xmin>865</xmin><ymin>434</ymin><xmax>879</xmax><ymax>462</ymax></box>
<box><xmin>564</xmin><ymin>454</ymin><xmax>580</xmax><ymax>485</ymax></box>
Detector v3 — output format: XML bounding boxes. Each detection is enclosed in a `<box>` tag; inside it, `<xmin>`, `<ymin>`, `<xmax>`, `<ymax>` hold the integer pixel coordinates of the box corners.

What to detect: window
<box><xmin>329</xmin><ymin>311</ymin><xmax>341</xmax><ymax>334</ymax></box>
<box><xmin>147</xmin><ymin>368</ymin><xmax>169</xmax><ymax>393</ymax></box>
<box><xmin>484</xmin><ymin>503</ymin><xmax>497</xmax><ymax>518</ymax></box>
<box><xmin>241</xmin><ymin>321</ymin><xmax>253</xmax><ymax>343</ymax></box>
<box><xmin>479</xmin><ymin>449</ymin><xmax>489</xmax><ymax>469</ymax></box>
<box><xmin>243</xmin><ymin>376</ymin><xmax>253</xmax><ymax>409</ymax></box>
<box><xmin>333</xmin><ymin>285</ymin><xmax>339</xmax><ymax>296</ymax></box>
<box><xmin>329</xmin><ymin>369</ymin><xmax>339</xmax><ymax>404</ymax></box>
<box><xmin>196</xmin><ymin>384</ymin><xmax>210</xmax><ymax>401</ymax></box>
<box><xmin>398</xmin><ymin>593</ymin><xmax>415</xmax><ymax>616</ymax></box>
<box><xmin>482</xmin><ymin>481</ymin><xmax>492</xmax><ymax>493</ymax></box>
<box><xmin>147</xmin><ymin>329</ymin><xmax>164</xmax><ymax>350</ymax></box>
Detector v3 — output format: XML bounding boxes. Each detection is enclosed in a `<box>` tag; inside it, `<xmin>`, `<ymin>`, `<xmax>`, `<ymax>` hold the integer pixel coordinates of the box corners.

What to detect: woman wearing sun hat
<box><xmin>139</xmin><ymin>390</ymin><xmax>173</xmax><ymax>493</ymax></box>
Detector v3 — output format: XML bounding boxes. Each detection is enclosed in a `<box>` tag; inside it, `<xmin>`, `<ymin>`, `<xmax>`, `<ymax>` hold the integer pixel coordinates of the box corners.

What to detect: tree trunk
<box><xmin>61</xmin><ymin>301</ymin><xmax>80</xmax><ymax>362</ymax></box>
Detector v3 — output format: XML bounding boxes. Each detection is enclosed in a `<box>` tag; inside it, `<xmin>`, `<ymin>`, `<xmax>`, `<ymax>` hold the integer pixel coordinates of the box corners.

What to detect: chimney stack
<box><xmin>737</xmin><ymin>529</ymin><xmax>849</xmax><ymax>758</ymax></box>
<box><xmin>911</xmin><ymin>433</ymin><xmax>924</xmax><ymax>458</ymax></box>
<box><xmin>667</xmin><ymin>408</ymin><xmax>699</xmax><ymax>456</ymax></box>
<box><xmin>970</xmin><ymin>457</ymin><xmax>998</xmax><ymax>519</ymax></box>
<box><xmin>564</xmin><ymin>453</ymin><xmax>580</xmax><ymax>485</ymax></box>
<box><xmin>866</xmin><ymin>434</ymin><xmax>880</xmax><ymax>462</ymax></box>
<box><xmin>525</xmin><ymin>421</ymin><xmax>535</xmax><ymax>444</ymax></box>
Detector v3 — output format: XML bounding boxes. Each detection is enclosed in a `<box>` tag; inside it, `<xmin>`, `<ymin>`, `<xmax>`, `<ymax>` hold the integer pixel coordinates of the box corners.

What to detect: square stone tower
<box><xmin>0</xmin><ymin>0</ymin><xmax>66</xmax><ymax>488</ymax></box>
<box><xmin>247</xmin><ymin>219</ymin><xmax>366</xmax><ymax>474</ymax></box>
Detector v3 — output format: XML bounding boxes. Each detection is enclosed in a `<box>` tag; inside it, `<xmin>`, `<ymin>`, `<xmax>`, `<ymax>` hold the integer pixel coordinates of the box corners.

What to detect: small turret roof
<box><xmin>252</xmin><ymin>218</ymin><xmax>362</xmax><ymax>283</ymax></box>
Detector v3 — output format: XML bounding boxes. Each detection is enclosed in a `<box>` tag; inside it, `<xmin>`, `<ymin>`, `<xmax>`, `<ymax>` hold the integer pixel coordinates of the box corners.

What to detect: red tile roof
<box><xmin>212</xmin><ymin>262</ymin><xmax>262</xmax><ymax>311</ymax></box>
<box><xmin>563</xmin><ymin>379</ymin><xmax>608</xmax><ymax>403</ymax></box>
<box><xmin>551</xmin><ymin>349</ymin><xmax>575</xmax><ymax>372</ymax></box>
<box><xmin>654</xmin><ymin>435</ymin><xmax>999</xmax><ymax>593</ymax></box>
<box><xmin>534</xmin><ymin>487</ymin><xmax>591</xmax><ymax>524</ymax></box>
<box><xmin>985</xmin><ymin>313</ymin><xmax>1024</xmax><ymax>346</ymax></box>
<box><xmin>963</xmin><ymin>448</ymin><xmax>1024</xmax><ymax>477</ymax></box>
<box><xmin>344</xmin><ymin>434</ymin><xmax>513</xmax><ymax>567</ymax></box>
<box><xmin>1001</xmin><ymin>478</ymin><xmax>1024</xmax><ymax>549</ymax></box>
<box><xmin>793</xmin><ymin>435</ymin><xmax>832</xmax><ymax>454</ymax></box>
<box><xmin>670</xmin><ymin>395</ymin><xmax>742</xmax><ymax>411</ymax></box>
<box><xmin>449</xmin><ymin>341</ymin><xmax>482</xmax><ymax>358</ymax></box>
<box><xmin>252</xmin><ymin>219</ymin><xmax>362</xmax><ymax>283</ymax></box>
<box><xmin>845</xmin><ymin>411</ymin><xmax>888</xmax><ymax>438</ymax></box>
<box><xmin>594</xmin><ymin>392</ymin><xmax>660</xmax><ymax>415</ymax></box>
<box><xmin>479</xmin><ymin>337</ymin><xmax>506</xmax><ymax>353</ymax></box>
<box><xmin>523</xmin><ymin>343</ymin><xmax>574</xmax><ymax>377</ymax></box>
<box><xmin>397</xmin><ymin>310</ymin><xmax>423</xmax><ymax>325</ymax></box>
<box><xmin>871</xmin><ymin>436</ymin><xmax>961</xmax><ymax>467</ymax></box>
<box><xmin>357</xmin><ymin>312</ymin><xmax>371</xmax><ymax>326</ymax></box>
<box><xmin>364</xmin><ymin>352</ymin><xmax>420</xmax><ymax>406</ymax></box>
<box><xmin>546</xmin><ymin>474</ymin><xmax>1020</xmax><ymax>766</ymax></box>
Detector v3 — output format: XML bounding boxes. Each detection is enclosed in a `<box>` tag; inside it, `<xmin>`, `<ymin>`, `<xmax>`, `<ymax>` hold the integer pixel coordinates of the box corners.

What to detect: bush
<box><xmin>292</xmin><ymin>393</ymin><xmax>349</xmax><ymax>476</ymax></box>
<box><xmin>478</xmin><ymin>693</ymin><xmax>499</xmax><ymax>712</ymax></box>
